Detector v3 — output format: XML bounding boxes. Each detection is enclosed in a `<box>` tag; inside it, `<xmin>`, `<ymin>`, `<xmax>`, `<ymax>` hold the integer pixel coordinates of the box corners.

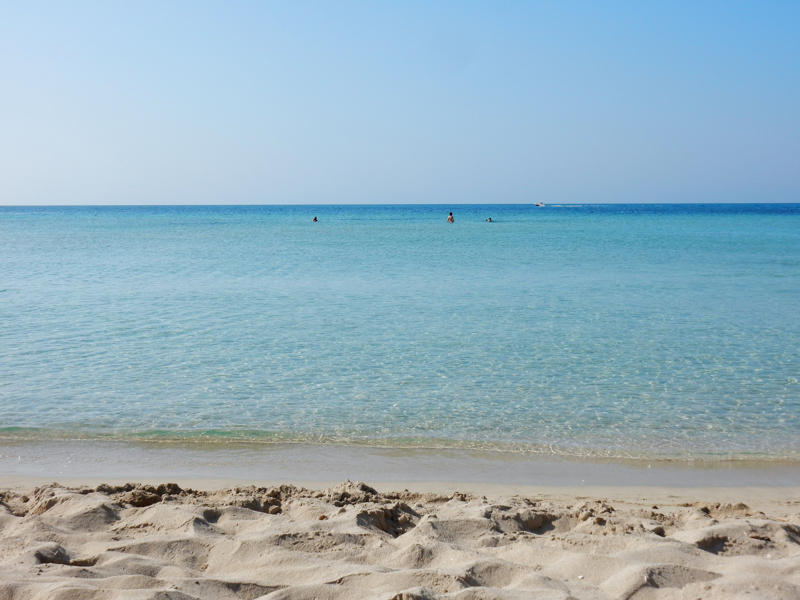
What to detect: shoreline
<box><xmin>3</xmin><ymin>439</ymin><xmax>800</xmax><ymax>488</ymax></box>
<box><xmin>4</xmin><ymin>430</ymin><xmax>800</xmax><ymax>465</ymax></box>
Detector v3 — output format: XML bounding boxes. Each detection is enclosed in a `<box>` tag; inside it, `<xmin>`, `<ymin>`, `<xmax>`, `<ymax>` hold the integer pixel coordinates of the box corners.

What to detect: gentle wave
<box><xmin>1</xmin><ymin>427</ymin><xmax>798</xmax><ymax>464</ymax></box>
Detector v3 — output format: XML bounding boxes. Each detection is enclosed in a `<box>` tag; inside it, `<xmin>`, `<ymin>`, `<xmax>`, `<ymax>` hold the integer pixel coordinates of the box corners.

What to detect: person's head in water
<box><xmin>312</xmin><ymin>216</ymin><xmax>318</xmax><ymax>222</ymax></box>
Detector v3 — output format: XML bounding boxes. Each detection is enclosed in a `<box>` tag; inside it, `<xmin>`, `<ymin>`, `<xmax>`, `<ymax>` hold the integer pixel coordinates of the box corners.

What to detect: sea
<box><xmin>1</xmin><ymin>204</ymin><xmax>799</xmax><ymax>480</ymax></box>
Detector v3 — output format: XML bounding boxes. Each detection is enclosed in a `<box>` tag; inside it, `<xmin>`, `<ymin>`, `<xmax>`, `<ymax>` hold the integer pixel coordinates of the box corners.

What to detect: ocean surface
<box><xmin>2</xmin><ymin>204</ymin><xmax>799</xmax><ymax>462</ymax></box>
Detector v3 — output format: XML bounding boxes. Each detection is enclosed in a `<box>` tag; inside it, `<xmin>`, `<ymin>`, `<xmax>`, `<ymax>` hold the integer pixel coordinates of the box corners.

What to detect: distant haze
<box><xmin>1</xmin><ymin>1</ymin><xmax>798</xmax><ymax>205</ymax></box>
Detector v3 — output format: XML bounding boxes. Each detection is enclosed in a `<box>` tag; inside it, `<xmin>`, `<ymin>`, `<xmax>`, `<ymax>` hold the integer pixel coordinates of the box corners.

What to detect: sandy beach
<box><xmin>1</xmin><ymin>478</ymin><xmax>798</xmax><ymax>599</ymax></box>
<box><xmin>4</xmin><ymin>0</ymin><xmax>799</xmax><ymax>597</ymax></box>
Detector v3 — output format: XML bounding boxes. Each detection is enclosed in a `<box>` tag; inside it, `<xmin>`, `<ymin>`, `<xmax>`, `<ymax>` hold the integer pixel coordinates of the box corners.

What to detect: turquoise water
<box><xmin>2</xmin><ymin>204</ymin><xmax>799</xmax><ymax>461</ymax></box>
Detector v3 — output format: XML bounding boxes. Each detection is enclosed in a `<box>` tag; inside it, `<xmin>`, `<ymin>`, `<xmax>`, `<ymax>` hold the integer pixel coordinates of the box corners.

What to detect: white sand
<box><xmin>1</xmin><ymin>479</ymin><xmax>799</xmax><ymax>599</ymax></box>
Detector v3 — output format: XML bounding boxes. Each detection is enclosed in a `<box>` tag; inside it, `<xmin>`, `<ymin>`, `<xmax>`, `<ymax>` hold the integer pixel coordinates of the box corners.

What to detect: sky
<box><xmin>1</xmin><ymin>1</ymin><xmax>798</xmax><ymax>205</ymax></box>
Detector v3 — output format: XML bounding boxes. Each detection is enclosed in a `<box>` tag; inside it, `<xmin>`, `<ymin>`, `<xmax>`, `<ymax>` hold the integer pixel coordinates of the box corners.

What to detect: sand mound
<box><xmin>1</xmin><ymin>481</ymin><xmax>798</xmax><ymax>599</ymax></box>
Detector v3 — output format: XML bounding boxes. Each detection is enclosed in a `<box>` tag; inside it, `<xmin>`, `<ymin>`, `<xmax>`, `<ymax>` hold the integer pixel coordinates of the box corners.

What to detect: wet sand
<box><xmin>2</xmin><ymin>440</ymin><xmax>800</xmax><ymax>487</ymax></box>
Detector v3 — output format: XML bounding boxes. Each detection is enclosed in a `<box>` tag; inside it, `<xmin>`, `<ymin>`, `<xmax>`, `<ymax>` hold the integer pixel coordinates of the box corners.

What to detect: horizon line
<box><xmin>2</xmin><ymin>201</ymin><xmax>799</xmax><ymax>208</ymax></box>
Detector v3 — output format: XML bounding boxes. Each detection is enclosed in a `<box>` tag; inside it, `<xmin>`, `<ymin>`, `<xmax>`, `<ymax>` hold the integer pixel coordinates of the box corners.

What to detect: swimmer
<box><xmin>312</xmin><ymin>216</ymin><xmax>318</xmax><ymax>222</ymax></box>
<box><xmin>447</xmin><ymin>212</ymin><xmax>454</xmax><ymax>223</ymax></box>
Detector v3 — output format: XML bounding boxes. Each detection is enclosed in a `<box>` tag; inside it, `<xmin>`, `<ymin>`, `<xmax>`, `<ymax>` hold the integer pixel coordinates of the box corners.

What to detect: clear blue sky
<box><xmin>1</xmin><ymin>1</ymin><xmax>798</xmax><ymax>204</ymax></box>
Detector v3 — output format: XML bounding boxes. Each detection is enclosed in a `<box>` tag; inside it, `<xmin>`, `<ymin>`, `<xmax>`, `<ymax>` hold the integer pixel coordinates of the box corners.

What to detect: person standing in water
<box><xmin>447</xmin><ymin>212</ymin><xmax>454</xmax><ymax>223</ymax></box>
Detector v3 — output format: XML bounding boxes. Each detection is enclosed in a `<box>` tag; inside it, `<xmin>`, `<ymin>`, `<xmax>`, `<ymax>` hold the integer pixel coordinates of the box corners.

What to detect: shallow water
<box><xmin>2</xmin><ymin>204</ymin><xmax>799</xmax><ymax>460</ymax></box>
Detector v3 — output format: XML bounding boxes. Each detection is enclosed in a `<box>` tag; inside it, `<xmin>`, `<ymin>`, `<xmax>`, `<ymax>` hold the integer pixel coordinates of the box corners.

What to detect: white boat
<box><xmin>535</xmin><ymin>202</ymin><xmax>545</xmax><ymax>207</ymax></box>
